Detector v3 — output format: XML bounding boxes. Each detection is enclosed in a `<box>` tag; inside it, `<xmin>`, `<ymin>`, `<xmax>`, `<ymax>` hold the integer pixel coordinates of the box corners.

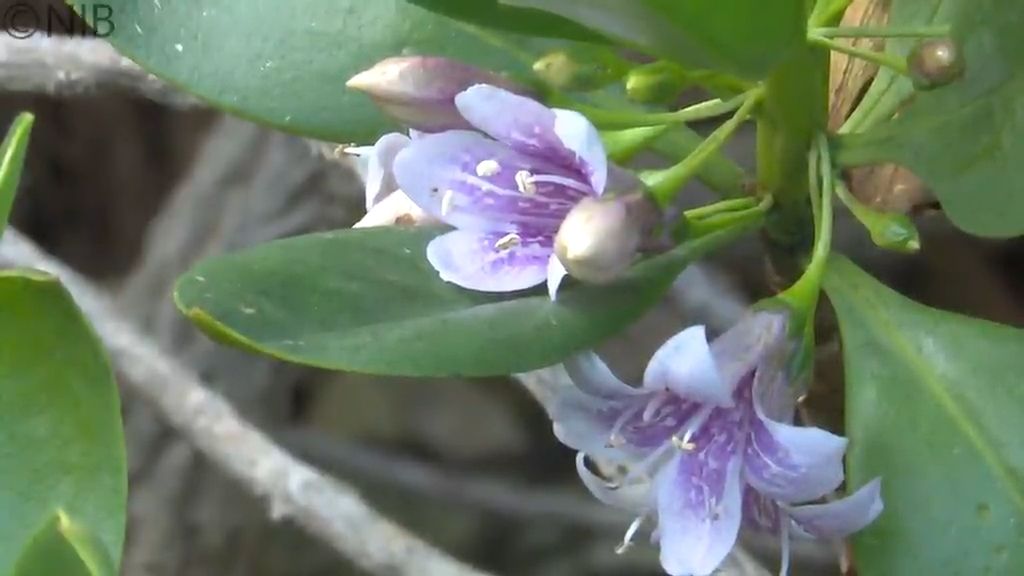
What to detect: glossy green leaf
<box><xmin>405</xmin><ymin>0</ymin><xmax>607</xmax><ymax>43</ymax></box>
<box><xmin>503</xmin><ymin>0</ymin><xmax>806</xmax><ymax>79</ymax></box>
<box><xmin>840</xmin><ymin>0</ymin><xmax>961</xmax><ymax>133</ymax></box>
<box><xmin>82</xmin><ymin>0</ymin><xmax>535</xmax><ymax>142</ymax></box>
<box><xmin>12</xmin><ymin>512</ymin><xmax>115</xmax><ymax>576</ymax></box>
<box><xmin>824</xmin><ymin>256</ymin><xmax>1024</xmax><ymax>576</ymax></box>
<box><xmin>0</xmin><ymin>113</ymin><xmax>34</xmax><ymax>237</ymax></box>
<box><xmin>174</xmin><ymin>225</ymin><xmax>751</xmax><ymax>377</ymax></box>
<box><xmin>0</xmin><ymin>271</ymin><xmax>126</xmax><ymax>574</ymax></box>
<box><xmin>835</xmin><ymin>0</ymin><xmax>1024</xmax><ymax>237</ymax></box>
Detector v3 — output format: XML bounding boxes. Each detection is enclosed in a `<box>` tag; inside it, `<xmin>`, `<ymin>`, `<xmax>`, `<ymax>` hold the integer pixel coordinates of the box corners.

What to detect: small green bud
<box><xmin>625</xmin><ymin>61</ymin><xmax>688</xmax><ymax>105</ymax></box>
<box><xmin>554</xmin><ymin>193</ymin><xmax>662</xmax><ymax>284</ymax></box>
<box><xmin>869</xmin><ymin>213</ymin><xmax>921</xmax><ymax>253</ymax></box>
<box><xmin>532</xmin><ymin>47</ymin><xmax>630</xmax><ymax>92</ymax></box>
<box><xmin>908</xmin><ymin>38</ymin><xmax>964</xmax><ymax>90</ymax></box>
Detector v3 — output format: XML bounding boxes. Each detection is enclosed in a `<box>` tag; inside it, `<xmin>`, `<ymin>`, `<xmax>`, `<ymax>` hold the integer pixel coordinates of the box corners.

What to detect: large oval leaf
<box><xmin>0</xmin><ymin>271</ymin><xmax>126</xmax><ymax>574</ymax></box>
<box><xmin>825</xmin><ymin>256</ymin><xmax>1024</xmax><ymax>575</ymax></box>
<box><xmin>835</xmin><ymin>0</ymin><xmax>1024</xmax><ymax>237</ymax></box>
<box><xmin>84</xmin><ymin>0</ymin><xmax>535</xmax><ymax>142</ymax></box>
<box><xmin>406</xmin><ymin>0</ymin><xmax>607</xmax><ymax>43</ymax></box>
<box><xmin>13</xmin><ymin>512</ymin><xmax>115</xmax><ymax>576</ymax></box>
<box><xmin>174</xmin><ymin>225</ymin><xmax>751</xmax><ymax>377</ymax></box>
<box><xmin>503</xmin><ymin>0</ymin><xmax>806</xmax><ymax>79</ymax></box>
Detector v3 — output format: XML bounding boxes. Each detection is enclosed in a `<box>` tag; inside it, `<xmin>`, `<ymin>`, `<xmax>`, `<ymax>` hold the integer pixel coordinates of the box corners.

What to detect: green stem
<box><xmin>644</xmin><ymin>88</ymin><xmax>764</xmax><ymax>206</ymax></box>
<box><xmin>684</xmin><ymin>197</ymin><xmax>758</xmax><ymax>221</ymax></box>
<box><xmin>575</xmin><ymin>92</ymin><xmax>751</xmax><ymax>130</ymax></box>
<box><xmin>811</xmin><ymin>25</ymin><xmax>950</xmax><ymax>38</ymax></box>
<box><xmin>807</xmin><ymin>35</ymin><xmax>910</xmax><ymax>75</ymax></box>
<box><xmin>686</xmin><ymin>196</ymin><xmax>774</xmax><ymax>239</ymax></box>
<box><xmin>778</xmin><ymin>135</ymin><xmax>834</xmax><ymax>313</ymax></box>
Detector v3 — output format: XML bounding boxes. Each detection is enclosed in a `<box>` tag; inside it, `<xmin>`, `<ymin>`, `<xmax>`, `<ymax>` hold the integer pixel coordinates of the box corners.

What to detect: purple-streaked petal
<box><xmin>788</xmin><ymin>478</ymin><xmax>884</xmax><ymax>540</ymax></box>
<box><xmin>655</xmin><ymin>449</ymin><xmax>744</xmax><ymax>576</ymax></box>
<box><xmin>743</xmin><ymin>368</ymin><xmax>847</xmax><ymax>503</ymax></box>
<box><xmin>553</xmin><ymin>108</ymin><xmax>607</xmax><ymax>193</ymax></box>
<box><xmin>547</xmin><ymin>253</ymin><xmax>568</xmax><ymax>301</ymax></box>
<box><xmin>393</xmin><ymin>130</ymin><xmax>593</xmax><ymax>232</ymax></box>
<box><xmin>426</xmin><ymin>229</ymin><xmax>552</xmax><ymax>292</ymax></box>
<box><xmin>563</xmin><ymin>351</ymin><xmax>643</xmax><ymax>399</ymax></box>
<box><xmin>643</xmin><ymin>325</ymin><xmax>731</xmax><ymax>406</ymax></box>
<box><xmin>353</xmin><ymin>190</ymin><xmax>437</xmax><ymax>228</ymax></box>
<box><xmin>741</xmin><ymin>486</ymin><xmax>781</xmax><ymax>532</ymax></box>
<box><xmin>550</xmin><ymin>392</ymin><xmax>649</xmax><ymax>462</ymax></box>
<box><xmin>710</xmin><ymin>311</ymin><xmax>789</xmax><ymax>396</ymax></box>
<box><xmin>455</xmin><ymin>84</ymin><xmax>606</xmax><ymax>191</ymax></box>
<box><xmin>576</xmin><ymin>452</ymin><xmax>652</xmax><ymax>513</ymax></box>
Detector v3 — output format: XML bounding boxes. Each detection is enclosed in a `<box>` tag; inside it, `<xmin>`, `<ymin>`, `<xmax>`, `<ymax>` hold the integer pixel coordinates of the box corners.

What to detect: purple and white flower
<box><xmin>392</xmin><ymin>84</ymin><xmax>608</xmax><ymax>298</ymax></box>
<box><xmin>550</xmin><ymin>311</ymin><xmax>883</xmax><ymax>576</ymax></box>
<box><xmin>346</xmin><ymin>132</ymin><xmax>437</xmax><ymax>228</ymax></box>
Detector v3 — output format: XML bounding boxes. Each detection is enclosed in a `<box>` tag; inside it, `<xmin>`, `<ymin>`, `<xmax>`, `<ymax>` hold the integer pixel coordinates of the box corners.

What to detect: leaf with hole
<box><xmin>825</xmin><ymin>256</ymin><xmax>1024</xmax><ymax>575</ymax></box>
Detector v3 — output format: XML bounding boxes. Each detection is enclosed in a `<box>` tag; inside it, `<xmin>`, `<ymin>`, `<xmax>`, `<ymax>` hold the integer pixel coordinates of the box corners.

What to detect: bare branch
<box><xmin>0</xmin><ymin>36</ymin><xmax>200</xmax><ymax>107</ymax></box>
<box><xmin>0</xmin><ymin>228</ymin><xmax>493</xmax><ymax>576</ymax></box>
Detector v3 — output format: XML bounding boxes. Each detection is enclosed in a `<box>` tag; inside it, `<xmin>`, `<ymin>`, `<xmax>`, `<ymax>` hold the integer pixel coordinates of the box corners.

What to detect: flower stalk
<box><xmin>574</xmin><ymin>92</ymin><xmax>752</xmax><ymax>130</ymax></box>
<box><xmin>810</xmin><ymin>25</ymin><xmax>951</xmax><ymax>38</ymax></box>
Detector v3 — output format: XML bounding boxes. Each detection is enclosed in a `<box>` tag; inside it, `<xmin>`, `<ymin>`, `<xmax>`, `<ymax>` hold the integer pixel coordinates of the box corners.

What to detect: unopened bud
<box><xmin>532</xmin><ymin>47</ymin><xmax>630</xmax><ymax>92</ymax></box>
<box><xmin>868</xmin><ymin>214</ymin><xmax>921</xmax><ymax>253</ymax></box>
<box><xmin>908</xmin><ymin>39</ymin><xmax>964</xmax><ymax>90</ymax></box>
<box><xmin>347</xmin><ymin>56</ymin><xmax>529</xmax><ymax>132</ymax></box>
<box><xmin>554</xmin><ymin>193</ymin><xmax>662</xmax><ymax>284</ymax></box>
<box><xmin>625</xmin><ymin>61</ymin><xmax>688</xmax><ymax>105</ymax></box>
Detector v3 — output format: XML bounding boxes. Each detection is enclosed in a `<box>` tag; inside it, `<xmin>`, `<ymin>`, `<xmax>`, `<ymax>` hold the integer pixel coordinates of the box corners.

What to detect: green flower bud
<box><xmin>532</xmin><ymin>47</ymin><xmax>630</xmax><ymax>92</ymax></box>
<box><xmin>554</xmin><ymin>193</ymin><xmax>662</xmax><ymax>284</ymax></box>
<box><xmin>908</xmin><ymin>38</ymin><xmax>965</xmax><ymax>90</ymax></box>
<box><xmin>625</xmin><ymin>61</ymin><xmax>688</xmax><ymax>105</ymax></box>
<box><xmin>868</xmin><ymin>213</ymin><xmax>921</xmax><ymax>254</ymax></box>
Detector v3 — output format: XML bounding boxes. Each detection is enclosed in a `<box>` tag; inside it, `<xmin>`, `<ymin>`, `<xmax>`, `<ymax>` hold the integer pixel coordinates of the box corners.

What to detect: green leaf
<box><xmin>174</xmin><ymin>225</ymin><xmax>752</xmax><ymax>377</ymax></box>
<box><xmin>405</xmin><ymin>0</ymin><xmax>608</xmax><ymax>43</ymax></box>
<box><xmin>835</xmin><ymin>0</ymin><xmax>1024</xmax><ymax>237</ymax></box>
<box><xmin>0</xmin><ymin>271</ymin><xmax>126</xmax><ymax>574</ymax></box>
<box><xmin>83</xmin><ymin>0</ymin><xmax>536</xmax><ymax>142</ymax></box>
<box><xmin>0</xmin><ymin>113</ymin><xmax>34</xmax><ymax>238</ymax></box>
<box><xmin>504</xmin><ymin>0</ymin><xmax>806</xmax><ymax>79</ymax></box>
<box><xmin>12</xmin><ymin>512</ymin><xmax>115</xmax><ymax>576</ymax></box>
<box><xmin>824</xmin><ymin>255</ymin><xmax>1024</xmax><ymax>576</ymax></box>
<box><xmin>840</xmin><ymin>0</ymin><xmax>961</xmax><ymax>133</ymax></box>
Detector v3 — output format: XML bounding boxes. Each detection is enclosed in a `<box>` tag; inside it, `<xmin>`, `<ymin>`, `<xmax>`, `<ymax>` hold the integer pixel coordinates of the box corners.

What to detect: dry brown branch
<box><xmin>0</xmin><ymin>228</ymin><xmax>494</xmax><ymax>576</ymax></box>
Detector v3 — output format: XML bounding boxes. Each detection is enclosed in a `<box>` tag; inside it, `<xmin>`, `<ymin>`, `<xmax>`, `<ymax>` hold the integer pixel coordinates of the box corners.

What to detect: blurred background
<box><xmin>3</xmin><ymin>1</ymin><xmax>1022</xmax><ymax>575</ymax></box>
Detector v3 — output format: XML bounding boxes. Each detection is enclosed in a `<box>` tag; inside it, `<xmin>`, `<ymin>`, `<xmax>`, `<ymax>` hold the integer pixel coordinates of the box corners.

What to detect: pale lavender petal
<box><xmin>362</xmin><ymin>132</ymin><xmax>411</xmax><ymax>209</ymax></box>
<box><xmin>710</xmin><ymin>311</ymin><xmax>788</xmax><ymax>396</ymax></box>
<box><xmin>743</xmin><ymin>369</ymin><xmax>847</xmax><ymax>503</ymax></box>
<box><xmin>353</xmin><ymin>190</ymin><xmax>438</xmax><ymax>229</ymax></box>
<box><xmin>553</xmin><ymin>108</ymin><xmax>607</xmax><ymax>193</ymax></box>
<box><xmin>655</xmin><ymin>449</ymin><xmax>744</xmax><ymax>576</ymax></box>
<box><xmin>643</xmin><ymin>325</ymin><xmax>731</xmax><ymax>407</ymax></box>
<box><xmin>788</xmin><ymin>479</ymin><xmax>884</xmax><ymax>539</ymax></box>
<box><xmin>547</xmin><ymin>253</ymin><xmax>568</xmax><ymax>301</ymax></box>
<box><xmin>455</xmin><ymin>84</ymin><xmax>606</xmax><ymax>189</ymax></box>
<box><xmin>393</xmin><ymin>130</ymin><xmax>592</xmax><ymax>232</ymax></box>
<box><xmin>426</xmin><ymin>229</ymin><xmax>552</xmax><ymax>292</ymax></box>
<box><xmin>550</xmin><ymin>392</ymin><xmax>649</xmax><ymax>462</ymax></box>
<box><xmin>563</xmin><ymin>350</ymin><xmax>642</xmax><ymax>399</ymax></box>
<box><xmin>576</xmin><ymin>453</ymin><xmax>652</xmax><ymax>512</ymax></box>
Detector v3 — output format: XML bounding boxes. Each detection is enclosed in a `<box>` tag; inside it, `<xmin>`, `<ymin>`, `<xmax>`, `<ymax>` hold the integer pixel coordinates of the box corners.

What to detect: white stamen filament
<box><xmin>642</xmin><ymin>392</ymin><xmax>671</xmax><ymax>422</ymax></box>
<box><xmin>514</xmin><ymin>170</ymin><xmax>537</xmax><ymax>195</ymax></box>
<box><xmin>440</xmin><ymin>190</ymin><xmax>454</xmax><ymax>216</ymax></box>
<box><xmin>615</xmin><ymin>516</ymin><xmax>645</xmax><ymax>555</ymax></box>
<box><xmin>607</xmin><ymin>403</ymin><xmax>644</xmax><ymax>448</ymax></box>
<box><xmin>671</xmin><ymin>435</ymin><xmax>697</xmax><ymax>451</ymax></box>
<box><xmin>494</xmin><ymin>232</ymin><xmax>521</xmax><ymax>251</ymax></box>
<box><xmin>677</xmin><ymin>405</ymin><xmax>716</xmax><ymax>449</ymax></box>
<box><xmin>528</xmin><ymin>173</ymin><xmax>592</xmax><ymax>194</ymax></box>
<box><xmin>475</xmin><ymin>159</ymin><xmax>501</xmax><ymax>177</ymax></box>
<box><xmin>779</xmin><ymin>510</ymin><xmax>791</xmax><ymax>576</ymax></box>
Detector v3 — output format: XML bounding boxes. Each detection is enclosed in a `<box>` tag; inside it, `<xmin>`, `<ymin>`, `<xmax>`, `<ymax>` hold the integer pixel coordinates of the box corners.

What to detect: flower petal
<box><xmin>563</xmin><ymin>351</ymin><xmax>642</xmax><ymax>399</ymax></box>
<box><xmin>575</xmin><ymin>452</ymin><xmax>652</xmax><ymax>512</ymax></box>
<box><xmin>655</xmin><ymin>450</ymin><xmax>744</xmax><ymax>576</ymax></box>
<box><xmin>353</xmin><ymin>190</ymin><xmax>436</xmax><ymax>228</ymax></box>
<box><xmin>360</xmin><ymin>132</ymin><xmax>411</xmax><ymax>209</ymax></box>
<box><xmin>741</xmin><ymin>486</ymin><xmax>780</xmax><ymax>532</ymax></box>
<box><xmin>743</xmin><ymin>368</ymin><xmax>847</xmax><ymax>503</ymax></box>
<box><xmin>455</xmin><ymin>84</ymin><xmax>607</xmax><ymax>191</ymax></box>
<box><xmin>393</xmin><ymin>130</ymin><xmax>592</xmax><ymax>232</ymax></box>
<box><xmin>710</xmin><ymin>311</ymin><xmax>788</xmax><ymax>397</ymax></box>
<box><xmin>550</xmin><ymin>391</ymin><xmax>648</xmax><ymax>462</ymax></box>
<box><xmin>426</xmin><ymin>229</ymin><xmax>552</xmax><ymax>292</ymax></box>
<box><xmin>643</xmin><ymin>325</ymin><xmax>730</xmax><ymax>406</ymax></box>
<box><xmin>547</xmin><ymin>253</ymin><xmax>568</xmax><ymax>301</ymax></box>
<box><xmin>788</xmin><ymin>478</ymin><xmax>884</xmax><ymax>540</ymax></box>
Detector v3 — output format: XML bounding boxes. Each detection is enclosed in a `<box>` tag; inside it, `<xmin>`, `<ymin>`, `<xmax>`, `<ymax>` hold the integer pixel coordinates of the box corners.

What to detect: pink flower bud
<box><xmin>347</xmin><ymin>56</ymin><xmax>530</xmax><ymax>132</ymax></box>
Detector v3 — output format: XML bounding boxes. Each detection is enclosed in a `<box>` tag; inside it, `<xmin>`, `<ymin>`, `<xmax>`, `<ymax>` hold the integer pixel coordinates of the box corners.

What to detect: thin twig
<box><xmin>0</xmin><ymin>228</ymin><xmax>493</xmax><ymax>576</ymax></box>
<box><xmin>0</xmin><ymin>36</ymin><xmax>200</xmax><ymax>107</ymax></box>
